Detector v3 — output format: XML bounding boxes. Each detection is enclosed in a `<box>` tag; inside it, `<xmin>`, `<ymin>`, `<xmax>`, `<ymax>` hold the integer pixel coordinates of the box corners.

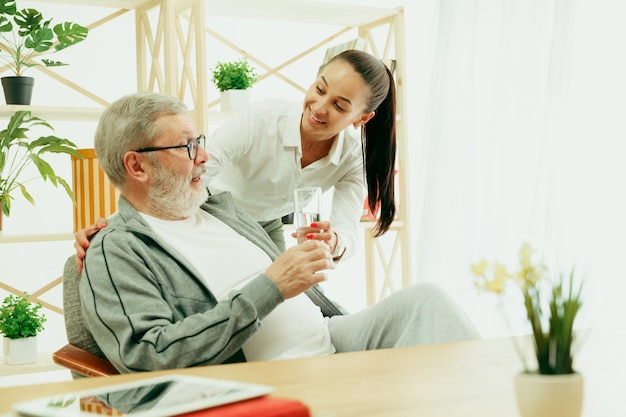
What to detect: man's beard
<box><xmin>146</xmin><ymin>162</ymin><xmax>208</xmax><ymax>220</ymax></box>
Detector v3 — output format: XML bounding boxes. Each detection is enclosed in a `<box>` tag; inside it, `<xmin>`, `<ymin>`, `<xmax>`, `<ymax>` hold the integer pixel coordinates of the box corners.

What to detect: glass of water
<box><xmin>293</xmin><ymin>187</ymin><xmax>322</xmax><ymax>243</ymax></box>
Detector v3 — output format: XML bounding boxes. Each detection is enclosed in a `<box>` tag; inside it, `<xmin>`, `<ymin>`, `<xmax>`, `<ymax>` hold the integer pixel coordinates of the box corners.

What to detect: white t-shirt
<box><xmin>141</xmin><ymin>209</ymin><xmax>335</xmax><ymax>361</ymax></box>
<box><xmin>203</xmin><ymin>98</ymin><xmax>367</xmax><ymax>260</ymax></box>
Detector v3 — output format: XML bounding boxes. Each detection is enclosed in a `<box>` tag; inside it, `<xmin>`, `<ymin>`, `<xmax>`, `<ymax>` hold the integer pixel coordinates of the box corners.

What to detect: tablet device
<box><xmin>13</xmin><ymin>374</ymin><xmax>274</xmax><ymax>417</ymax></box>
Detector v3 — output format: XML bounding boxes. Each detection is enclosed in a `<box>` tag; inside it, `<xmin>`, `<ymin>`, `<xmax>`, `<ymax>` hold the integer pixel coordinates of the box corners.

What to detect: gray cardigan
<box><xmin>80</xmin><ymin>191</ymin><xmax>344</xmax><ymax>373</ymax></box>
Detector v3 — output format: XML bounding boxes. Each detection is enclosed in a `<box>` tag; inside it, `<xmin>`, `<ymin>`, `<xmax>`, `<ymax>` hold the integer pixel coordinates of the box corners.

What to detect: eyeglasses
<box><xmin>134</xmin><ymin>134</ymin><xmax>206</xmax><ymax>160</ymax></box>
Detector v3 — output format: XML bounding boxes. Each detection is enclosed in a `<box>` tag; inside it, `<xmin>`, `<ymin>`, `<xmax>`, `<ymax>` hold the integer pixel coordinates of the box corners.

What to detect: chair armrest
<box><xmin>53</xmin><ymin>344</ymin><xmax>120</xmax><ymax>377</ymax></box>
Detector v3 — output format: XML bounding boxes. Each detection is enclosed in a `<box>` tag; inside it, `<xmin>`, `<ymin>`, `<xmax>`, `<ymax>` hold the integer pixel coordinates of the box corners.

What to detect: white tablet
<box><xmin>12</xmin><ymin>374</ymin><xmax>274</xmax><ymax>417</ymax></box>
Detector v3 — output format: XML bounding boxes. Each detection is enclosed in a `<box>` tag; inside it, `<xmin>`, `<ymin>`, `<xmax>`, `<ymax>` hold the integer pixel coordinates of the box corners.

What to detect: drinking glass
<box><xmin>293</xmin><ymin>187</ymin><xmax>322</xmax><ymax>243</ymax></box>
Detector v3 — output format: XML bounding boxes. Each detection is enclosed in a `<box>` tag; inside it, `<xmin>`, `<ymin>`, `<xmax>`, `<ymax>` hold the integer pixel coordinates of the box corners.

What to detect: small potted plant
<box><xmin>210</xmin><ymin>57</ymin><xmax>258</xmax><ymax>112</ymax></box>
<box><xmin>0</xmin><ymin>110</ymin><xmax>84</xmax><ymax>231</ymax></box>
<box><xmin>0</xmin><ymin>0</ymin><xmax>89</xmax><ymax>104</ymax></box>
<box><xmin>0</xmin><ymin>292</ymin><xmax>46</xmax><ymax>365</ymax></box>
<box><xmin>470</xmin><ymin>243</ymin><xmax>584</xmax><ymax>417</ymax></box>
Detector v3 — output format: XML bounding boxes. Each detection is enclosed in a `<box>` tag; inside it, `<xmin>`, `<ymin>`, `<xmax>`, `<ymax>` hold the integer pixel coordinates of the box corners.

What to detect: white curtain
<box><xmin>413</xmin><ymin>0</ymin><xmax>626</xmax><ymax>337</ymax></box>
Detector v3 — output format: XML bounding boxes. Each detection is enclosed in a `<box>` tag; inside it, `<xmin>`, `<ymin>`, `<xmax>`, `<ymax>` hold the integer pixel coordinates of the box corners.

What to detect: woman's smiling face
<box><xmin>301</xmin><ymin>60</ymin><xmax>375</xmax><ymax>141</ymax></box>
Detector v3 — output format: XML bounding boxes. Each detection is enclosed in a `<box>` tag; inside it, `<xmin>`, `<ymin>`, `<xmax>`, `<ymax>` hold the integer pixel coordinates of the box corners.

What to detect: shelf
<box><xmin>0</xmin><ymin>233</ymin><xmax>74</xmax><ymax>244</ymax></box>
<box><xmin>0</xmin><ymin>106</ymin><xmax>236</xmax><ymax>123</ymax></box>
<box><xmin>201</xmin><ymin>0</ymin><xmax>401</xmax><ymax>27</ymax></box>
<box><xmin>47</xmin><ymin>0</ymin><xmax>402</xmax><ymax>27</ymax></box>
<box><xmin>37</xmin><ymin>0</ymin><xmax>147</xmax><ymax>9</ymax></box>
<box><xmin>0</xmin><ymin>106</ymin><xmax>104</xmax><ymax>121</ymax></box>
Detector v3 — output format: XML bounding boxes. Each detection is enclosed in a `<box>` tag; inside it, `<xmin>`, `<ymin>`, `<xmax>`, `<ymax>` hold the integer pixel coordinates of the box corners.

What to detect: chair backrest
<box><xmin>62</xmin><ymin>255</ymin><xmax>110</xmax><ymax>377</ymax></box>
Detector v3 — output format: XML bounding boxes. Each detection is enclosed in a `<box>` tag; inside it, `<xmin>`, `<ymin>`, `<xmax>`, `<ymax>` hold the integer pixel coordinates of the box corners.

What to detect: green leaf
<box><xmin>30</xmin><ymin>154</ymin><xmax>55</xmax><ymax>182</ymax></box>
<box><xmin>16</xmin><ymin>182</ymin><xmax>34</xmax><ymax>205</ymax></box>
<box><xmin>1</xmin><ymin>195</ymin><xmax>11</xmax><ymax>215</ymax></box>
<box><xmin>41</xmin><ymin>59</ymin><xmax>68</xmax><ymax>67</ymax></box>
<box><xmin>24</xmin><ymin>27</ymin><xmax>54</xmax><ymax>53</ymax></box>
<box><xmin>57</xmin><ymin>176</ymin><xmax>76</xmax><ymax>205</ymax></box>
<box><xmin>14</xmin><ymin>8</ymin><xmax>44</xmax><ymax>37</ymax></box>
<box><xmin>0</xmin><ymin>15</ymin><xmax>12</xmax><ymax>33</ymax></box>
<box><xmin>53</xmin><ymin>22</ymin><xmax>88</xmax><ymax>50</ymax></box>
<box><xmin>0</xmin><ymin>0</ymin><xmax>17</xmax><ymax>16</ymax></box>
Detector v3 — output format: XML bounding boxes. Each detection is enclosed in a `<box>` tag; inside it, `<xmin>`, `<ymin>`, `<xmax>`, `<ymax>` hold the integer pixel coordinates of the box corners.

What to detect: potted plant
<box><xmin>470</xmin><ymin>243</ymin><xmax>584</xmax><ymax>417</ymax></box>
<box><xmin>0</xmin><ymin>110</ymin><xmax>84</xmax><ymax>231</ymax></box>
<box><xmin>0</xmin><ymin>0</ymin><xmax>89</xmax><ymax>104</ymax></box>
<box><xmin>210</xmin><ymin>57</ymin><xmax>258</xmax><ymax>111</ymax></box>
<box><xmin>0</xmin><ymin>292</ymin><xmax>46</xmax><ymax>365</ymax></box>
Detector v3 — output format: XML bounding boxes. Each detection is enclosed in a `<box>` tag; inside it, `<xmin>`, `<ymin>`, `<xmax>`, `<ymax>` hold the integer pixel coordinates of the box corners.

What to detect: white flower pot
<box><xmin>220</xmin><ymin>89</ymin><xmax>250</xmax><ymax>112</ymax></box>
<box><xmin>514</xmin><ymin>371</ymin><xmax>584</xmax><ymax>417</ymax></box>
<box><xmin>3</xmin><ymin>336</ymin><xmax>38</xmax><ymax>365</ymax></box>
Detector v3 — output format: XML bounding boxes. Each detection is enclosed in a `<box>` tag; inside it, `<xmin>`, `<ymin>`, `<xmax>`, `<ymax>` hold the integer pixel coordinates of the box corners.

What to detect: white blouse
<box><xmin>203</xmin><ymin>98</ymin><xmax>367</xmax><ymax>260</ymax></box>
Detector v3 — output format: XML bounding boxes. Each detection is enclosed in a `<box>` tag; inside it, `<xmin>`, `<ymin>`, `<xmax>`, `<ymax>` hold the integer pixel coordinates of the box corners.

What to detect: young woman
<box><xmin>75</xmin><ymin>50</ymin><xmax>396</xmax><ymax>267</ymax></box>
<box><xmin>203</xmin><ymin>49</ymin><xmax>396</xmax><ymax>259</ymax></box>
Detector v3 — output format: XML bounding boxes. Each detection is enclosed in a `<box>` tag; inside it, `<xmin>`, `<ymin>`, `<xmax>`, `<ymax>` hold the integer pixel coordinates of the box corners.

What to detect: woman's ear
<box><xmin>123</xmin><ymin>152</ymin><xmax>149</xmax><ymax>183</ymax></box>
<box><xmin>353</xmin><ymin>111</ymin><xmax>375</xmax><ymax>128</ymax></box>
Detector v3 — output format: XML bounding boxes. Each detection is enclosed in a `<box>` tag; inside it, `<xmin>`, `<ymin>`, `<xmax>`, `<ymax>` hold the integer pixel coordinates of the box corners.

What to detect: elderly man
<box><xmin>80</xmin><ymin>92</ymin><xmax>479</xmax><ymax>373</ymax></box>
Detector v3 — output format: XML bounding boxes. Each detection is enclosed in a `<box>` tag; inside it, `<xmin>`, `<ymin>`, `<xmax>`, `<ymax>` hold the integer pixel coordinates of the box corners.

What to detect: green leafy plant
<box><xmin>0</xmin><ymin>110</ymin><xmax>84</xmax><ymax>217</ymax></box>
<box><xmin>0</xmin><ymin>292</ymin><xmax>46</xmax><ymax>339</ymax></box>
<box><xmin>0</xmin><ymin>0</ymin><xmax>89</xmax><ymax>76</ymax></box>
<box><xmin>211</xmin><ymin>57</ymin><xmax>259</xmax><ymax>92</ymax></box>
<box><xmin>470</xmin><ymin>243</ymin><xmax>583</xmax><ymax>374</ymax></box>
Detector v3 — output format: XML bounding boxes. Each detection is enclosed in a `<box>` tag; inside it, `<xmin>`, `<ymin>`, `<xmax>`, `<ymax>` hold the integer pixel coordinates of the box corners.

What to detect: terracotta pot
<box><xmin>514</xmin><ymin>371</ymin><xmax>584</xmax><ymax>417</ymax></box>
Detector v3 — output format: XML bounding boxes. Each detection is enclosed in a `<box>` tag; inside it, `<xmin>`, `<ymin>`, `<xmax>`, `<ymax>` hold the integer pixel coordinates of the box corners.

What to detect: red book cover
<box><xmin>176</xmin><ymin>396</ymin><xmax>310</xmax><ymax>417</ymax></box>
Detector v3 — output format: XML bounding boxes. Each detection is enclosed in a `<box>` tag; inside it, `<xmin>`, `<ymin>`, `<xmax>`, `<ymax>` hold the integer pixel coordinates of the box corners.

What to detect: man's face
<box><xmin>145</xmin><ymin>114</ymin><xmax>209</xmax><ymax>219</ymax></box>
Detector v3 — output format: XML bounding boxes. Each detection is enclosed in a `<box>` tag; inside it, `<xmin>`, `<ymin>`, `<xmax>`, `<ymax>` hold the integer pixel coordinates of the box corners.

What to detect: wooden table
<box><xmin>1</xmin><ymin>326</ymin><xmax>624</xmax><ymax>417</ymax></box>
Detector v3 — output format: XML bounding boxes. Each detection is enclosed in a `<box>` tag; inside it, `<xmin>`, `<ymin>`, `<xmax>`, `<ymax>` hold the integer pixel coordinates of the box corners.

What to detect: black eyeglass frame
<box><xmin>134</xmin><ymin>134</ymin><xmax>206</xmax><ymax>160</ymax></box>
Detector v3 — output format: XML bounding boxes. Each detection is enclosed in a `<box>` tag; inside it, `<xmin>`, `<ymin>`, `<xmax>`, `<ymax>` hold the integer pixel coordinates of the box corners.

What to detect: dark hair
<box><xmin>328</xmin><ymin>50</ymin><xmax>396</xmax><ymax>236</ymax></box>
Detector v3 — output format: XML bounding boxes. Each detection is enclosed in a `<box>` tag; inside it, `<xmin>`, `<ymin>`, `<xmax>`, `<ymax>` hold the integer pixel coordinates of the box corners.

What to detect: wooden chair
<box><xmin>52</xmin><ymin>256</ymin><xmax>120</xmax><ymax>378</ymax></box>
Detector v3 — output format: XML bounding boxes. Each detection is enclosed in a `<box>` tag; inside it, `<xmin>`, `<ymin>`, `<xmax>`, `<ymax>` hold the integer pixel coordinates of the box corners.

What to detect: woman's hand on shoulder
<box><xmin>74</xmin><ymin>218</ymin><xmax>109</xmax><ymax>273</ymax></box>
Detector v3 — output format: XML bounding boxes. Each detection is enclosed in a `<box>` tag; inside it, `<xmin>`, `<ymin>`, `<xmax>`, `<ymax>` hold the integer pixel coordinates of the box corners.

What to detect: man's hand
<box><xmin>265</xmin><ymin>240</ymin><xmax>335</xmax><ymax>299</ymax></box>
<box><xmin>74</xmin><ymin>218</ymin><xmax>109</xmax><ymax>273</ymax></box>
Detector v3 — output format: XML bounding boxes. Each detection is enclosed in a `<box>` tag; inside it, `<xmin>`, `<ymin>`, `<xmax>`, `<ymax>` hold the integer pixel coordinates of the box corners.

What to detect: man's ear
<box><xmin>353</xmin><ymin>111</ymin><xmax>375</xmax><ymax>128</ymax></box>
<box><xmin>123</xmin><ymin>152</ymin><xmax>150</xmax><ymax>183</ymax></box>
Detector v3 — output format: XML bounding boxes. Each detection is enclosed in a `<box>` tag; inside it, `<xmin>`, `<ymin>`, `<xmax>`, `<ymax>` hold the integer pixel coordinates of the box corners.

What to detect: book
<box><xmin>322</xmin><ymin>38</ymin><xmax>366</xmax><ymax>65</ymax></box>
<box><xmin>176</xmin><ymin>396</ymin><xmax>310</xmax><ymax>417</ymax></box>
<box><xmin>318</xmin><ymin>38</ymin><xmax>367</xmax><ymax>76</ymax></box>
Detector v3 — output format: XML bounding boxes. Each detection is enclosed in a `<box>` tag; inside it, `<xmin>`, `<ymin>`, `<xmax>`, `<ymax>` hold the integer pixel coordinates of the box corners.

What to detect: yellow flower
<box><xmin>470</xmin><ymin>260</ymin><xmax>489</xmax><ymax>277</ymax></box>
<box><xmin>493</xmin><ymin>262</ymin><xmax>510</xmax><ymax>281</ymax></box>
<box><xmin>484</xmin><ymin>276</ymin><xmax>506</xmax><ymax>294</ymax></box>
<box><xmin>518</xmin><ymin>242</ymin><xmax>534</xmax><ymax>269</ymax></box>
<box><xmin>470</xmin><ymin>261</ymin><xmax>510</xmax><ymax>294</ymax></box>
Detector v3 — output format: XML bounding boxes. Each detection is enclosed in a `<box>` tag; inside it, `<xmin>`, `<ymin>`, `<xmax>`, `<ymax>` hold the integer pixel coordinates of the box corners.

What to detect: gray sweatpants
<box><xmin>327</xmin><ymin>282</ymin><xmax>480</xmax><ymax>352</ymax></box>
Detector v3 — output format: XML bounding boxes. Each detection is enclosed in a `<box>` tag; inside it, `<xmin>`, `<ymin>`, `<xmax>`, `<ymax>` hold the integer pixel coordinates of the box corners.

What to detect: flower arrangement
<box><xmin>0</xmin><ymin>292</ymin><xmax>46</xmax><ymax>339</ymax></box>
<box><xmin>470</xmin><ymin>243</ymin><xmax>583</xmax><ymax>375</ymax></box>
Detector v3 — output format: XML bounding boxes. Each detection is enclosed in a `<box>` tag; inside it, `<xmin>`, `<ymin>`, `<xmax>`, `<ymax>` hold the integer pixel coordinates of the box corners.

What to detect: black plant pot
<box><xmin>1</xmin><ymin>76</ymin><xmax>35</xmax><ymax>105</ymax></box>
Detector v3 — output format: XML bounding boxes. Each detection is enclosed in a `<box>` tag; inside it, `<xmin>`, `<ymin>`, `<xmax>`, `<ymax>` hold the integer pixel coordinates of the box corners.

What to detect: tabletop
<box><xmin>0</xmin><ymin>326</ymin><xmax>624</xmax><ymax>417</ymax></box>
